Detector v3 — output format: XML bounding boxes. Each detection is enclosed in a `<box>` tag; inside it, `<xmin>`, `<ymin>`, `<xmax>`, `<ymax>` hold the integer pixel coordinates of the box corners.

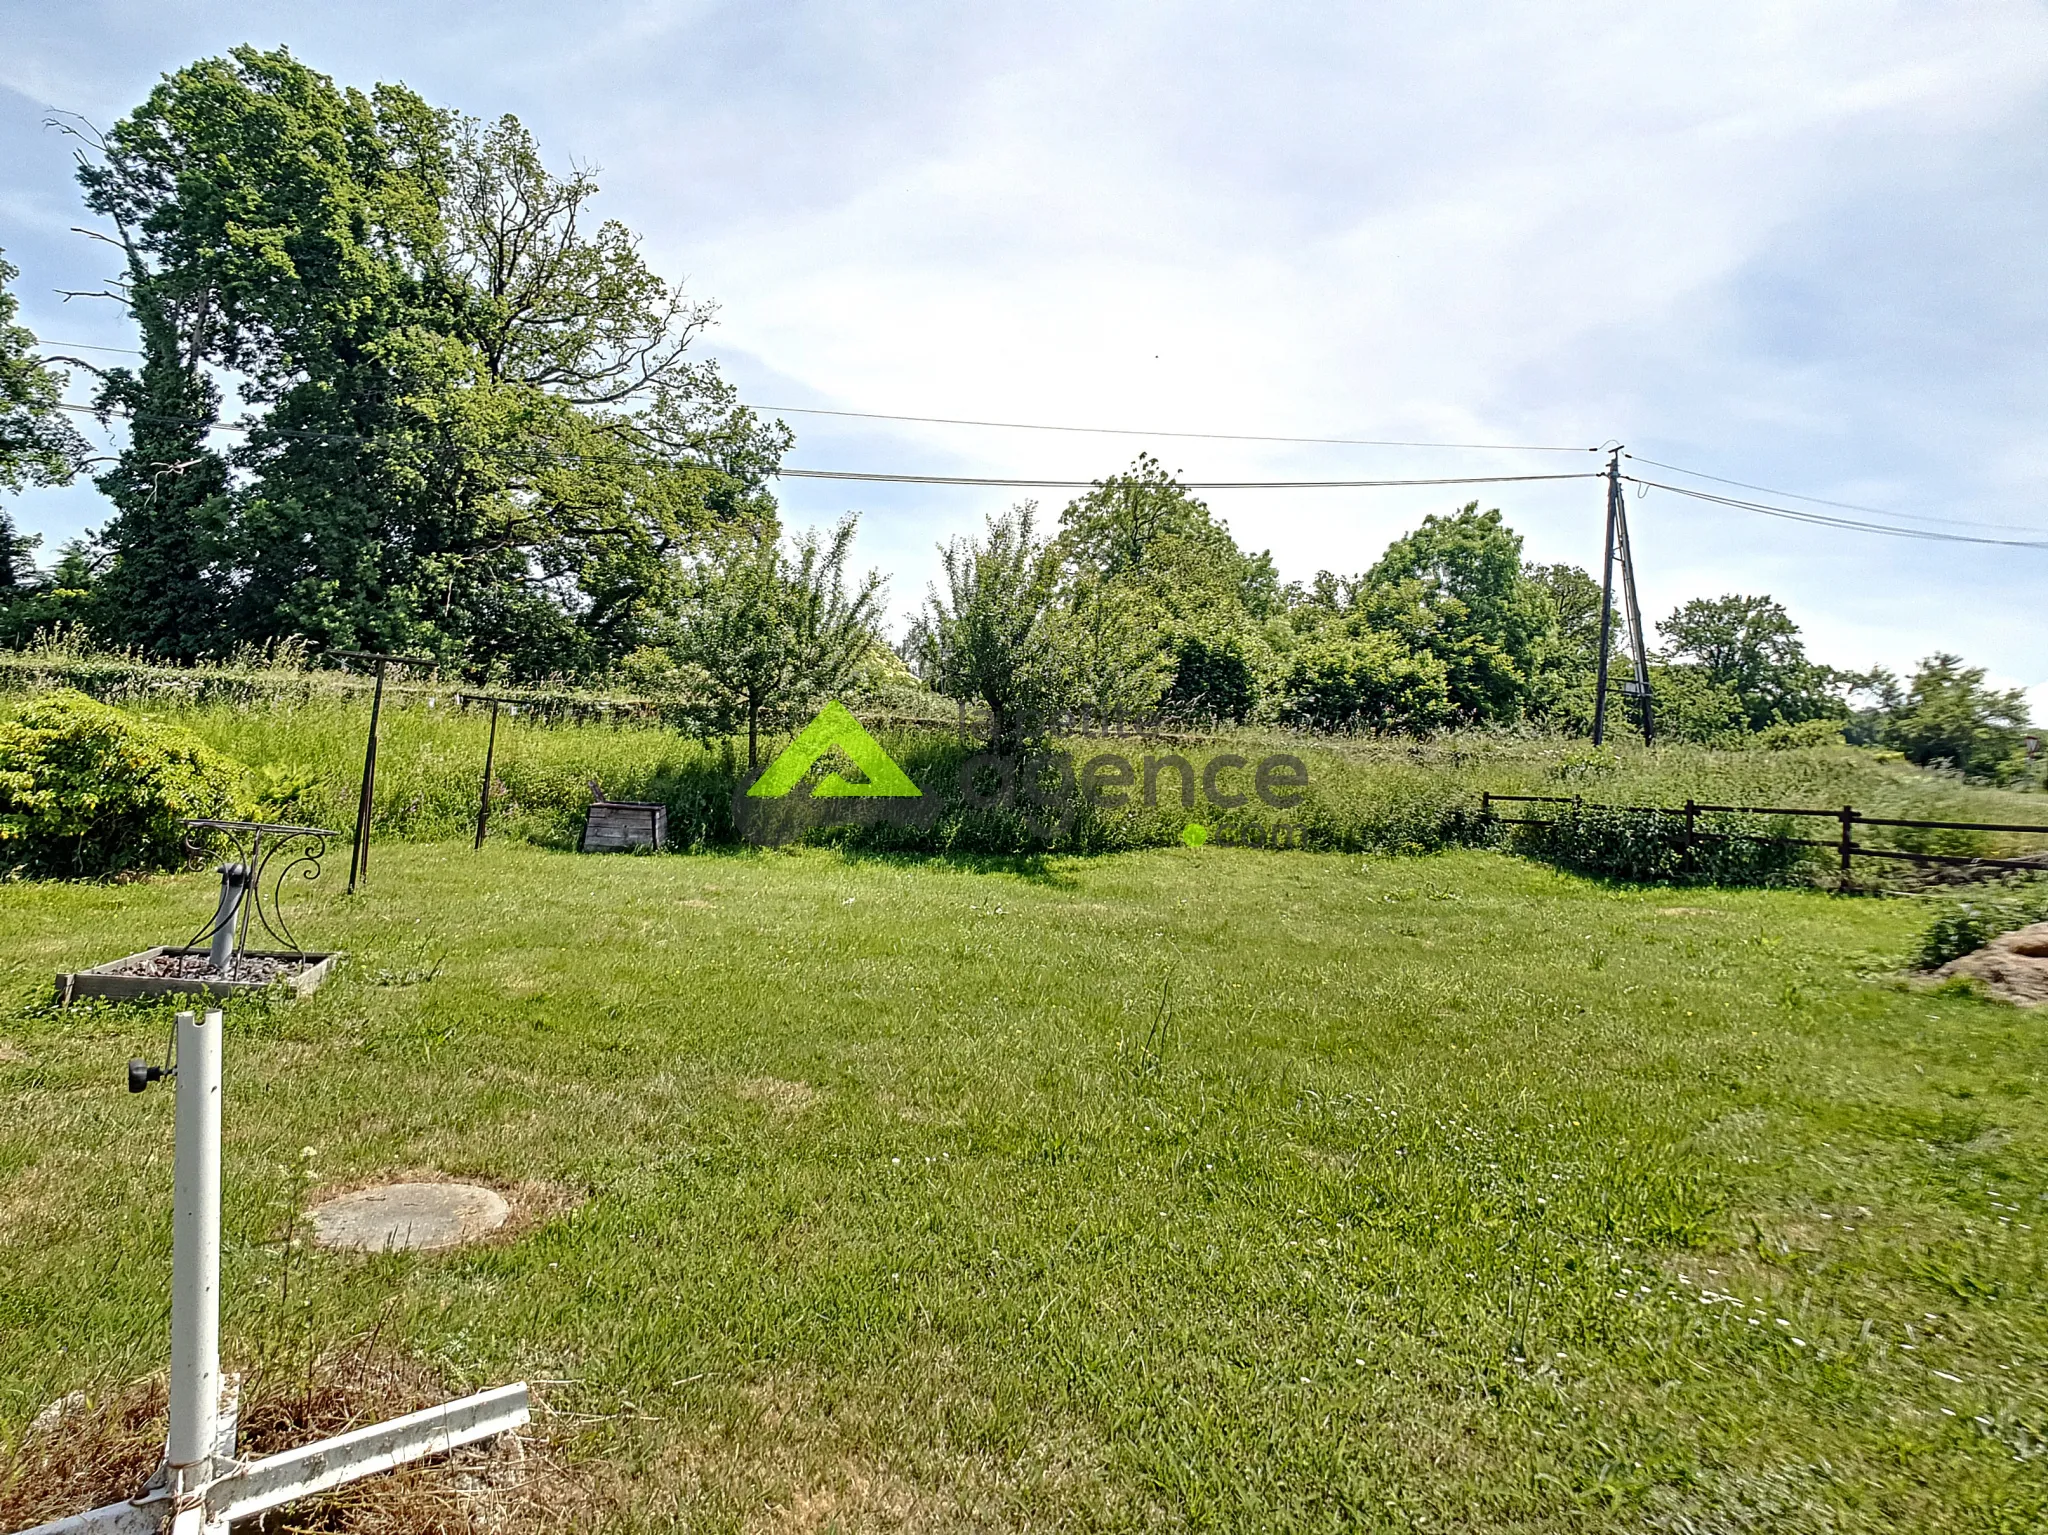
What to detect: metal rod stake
<box><xmin>475</xmin><ymin>701</ymin><xmax>500</xmax><ymax>850</ymax></box>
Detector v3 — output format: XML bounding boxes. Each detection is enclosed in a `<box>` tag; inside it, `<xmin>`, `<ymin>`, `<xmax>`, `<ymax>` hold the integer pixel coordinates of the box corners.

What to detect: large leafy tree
<box><xmin>1657</xmin><ymin>594</ymin><xmax>1840</xmax><ymax>732</ymax></box>
<box><xmin>1060</xmin><ymin>454</ymin><xmax>1249</xmax><ymax>589</ymax></box>
<box><xmin>0</xmin><ymin>514</ymin><xmax>33</xmax><ymax>594</ymax></box>
<box><xmin>427</xmin><ymin>112</ymin><xmax>789</xmax><ymax>672</ymax></box>
<box><xmin>79</xmin><ymin>48</ymin><xmax>466</xmax><ymax>656</ymax></box>
<box><xmin>1518</xmin><ymin>560</ymin><xmax>1603</xmax><ymax>724</ymax></box>
<box><xmin>1056</xmin><ymin>455</ymin><xmax>1279</xmax><ymax>721</ymax></box>
<box><xmin>75</xmin><ymin>47</ymin><xmax>784</xmax><ymax>672</ymax></box>
<box><xmin>1872</xmin><ymin>654</ymin><xmax>2031</xmax><ymax>779</ymax></box>
<box><xmin>1354</xmin><ymin>503</ymin><xmax>1558</xmax><ymax>723</ymax></box>
<box><xmin>1282</xmin><ymin>623</ymin><xmax>1454</xmax><ymax>733</ymax></box>
<box><xmin>71</xmin><ymin>225</ymin><xmax>235</xmax><ymax>659</ymax></box>
<box><xmin>0</xmin><ymin>250</ymin><xmax>90</xmax><ymax>607</ymax></box>
<box><xmin>1052</xmin><ymin>572</ymin><xmax>1176</xmax><ymax>723</ymax></box>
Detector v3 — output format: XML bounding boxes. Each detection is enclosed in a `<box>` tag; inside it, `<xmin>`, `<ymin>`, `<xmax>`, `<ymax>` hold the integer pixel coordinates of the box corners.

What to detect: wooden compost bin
<box><xmin>580</xmin><ymin>800</ymin><xmax>667</xmax><ymax>852</ymax></box>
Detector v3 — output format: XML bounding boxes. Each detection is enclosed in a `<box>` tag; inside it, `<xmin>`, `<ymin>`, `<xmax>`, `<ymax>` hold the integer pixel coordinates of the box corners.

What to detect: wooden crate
<box><xmin>580</xmin><ymin>800</ymin><xmax>667</xmax><ymax>853</ymax></box>
<box><xmin>57</xmin><ymin>947</ymin><xmax>342</xmax><ymax>1005</ymax></box>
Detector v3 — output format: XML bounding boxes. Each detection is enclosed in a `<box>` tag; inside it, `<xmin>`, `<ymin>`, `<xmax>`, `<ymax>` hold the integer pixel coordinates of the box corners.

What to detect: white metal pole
<box><xmin>7</xmin><ymin>997</ymin><xmax>532</xmax><ymax>1535</ymax></box>
<box><xmin>167</xmin><ymin>1009</ymin><xmax>222</xmax><ymax>1496</ymax></box>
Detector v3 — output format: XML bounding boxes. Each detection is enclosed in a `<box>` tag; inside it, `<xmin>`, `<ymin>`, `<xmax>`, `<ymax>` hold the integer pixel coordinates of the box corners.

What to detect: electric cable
<box><xmin>33</xmin><ymin>344</ymin><xmax>1596</xmax><ymax>451</ymax></box>
<box><xmin>39</xmin><ymin>400</ymin><xmax>2048</xmax><ymax>540</ymax></box>
<box><xmin>44</xmin><ymin>403</ymin><xmax>1598</xmax><ymax>490</ymax></box>
<box><xmin>780</xmin><ymin>468</ymin><xmax>1601</xmax><ymax>490</ymax></box>
<box><xmin>1628</xmin><ymin>453</ymin><xmax>2048</xmax><ymax>536</ymax></box>
<box><xmin>1624</xmin><ymin>476</ymin><xmax>2048</xmax><ymax>550</ymax></box>
<box><xmin>32</xmin><ymin>338</ymin><xmax>141</xmax><ymax>354</ymax></box>
<box><xmin>751</xmin><ymin>402</ymin><xmax>1597</xmax><ymax>453</ymax></box>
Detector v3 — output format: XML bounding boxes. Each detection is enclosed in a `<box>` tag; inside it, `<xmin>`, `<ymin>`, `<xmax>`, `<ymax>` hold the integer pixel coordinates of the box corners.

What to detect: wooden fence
<box><xmin>1480</xmin><ymin>792</ymin><xmax>2048</xmax><ymax>875</ymax></box>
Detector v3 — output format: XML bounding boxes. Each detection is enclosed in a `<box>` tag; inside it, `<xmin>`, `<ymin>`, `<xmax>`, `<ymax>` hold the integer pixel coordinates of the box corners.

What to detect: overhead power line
<box><xmin>30</xmin><ymin>336</ymin><xmax>2048</xmax><ymax>527</ymax></box>
<box><xmin>36</xmin><ymin>405</ymin><xmax>1597</xmax><ymax>489</ymax></box>
<box><xmin>781</xmin><ymin>468</ymin><xmax>1602</xmax><ymax>490</ymax></box>
<box><xmin>752</xmin><ymin>402</ymin><xmax>1598</xmax><ymax>454</ymax></box>
<box><xmin>1627</xmin><ymin>452</ymin><xmax>2048</xmax><ymax>536</ymax></box>
<box><xmin>42</xmin><ymin>401</ymin><xmax>2048</xmax><ymax>547</ymax></box>
<box><xmin>37</xmin><ymin>366</ymin><xmax>1597</xmax><ymax>454</ymax></box>
<box><xmin>1625</xmin><ymin>476</ymin><xmax>2048</xmax><ymax>550</ymax></box>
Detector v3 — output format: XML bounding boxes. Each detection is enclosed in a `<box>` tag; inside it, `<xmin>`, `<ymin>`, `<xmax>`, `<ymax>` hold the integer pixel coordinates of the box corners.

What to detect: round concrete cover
<box><xmin>309</xmin><ymin>1181</ymin><xmax>510</xmax><ymax>1252</ymax></box>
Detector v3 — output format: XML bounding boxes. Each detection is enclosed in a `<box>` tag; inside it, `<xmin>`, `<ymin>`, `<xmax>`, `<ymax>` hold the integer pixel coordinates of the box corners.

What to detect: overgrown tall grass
<box><xmin>5</xmin><ymin>658</ymin><xmax>2044</xmax><ymax>872</ymax></box>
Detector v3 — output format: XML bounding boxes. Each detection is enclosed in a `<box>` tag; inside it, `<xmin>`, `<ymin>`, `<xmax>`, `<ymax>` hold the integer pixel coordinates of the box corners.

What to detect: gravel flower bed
<box><xmin>100</xmin><ymin>950</ymin><xmax>305</xmax><ymax>985</ymax></box>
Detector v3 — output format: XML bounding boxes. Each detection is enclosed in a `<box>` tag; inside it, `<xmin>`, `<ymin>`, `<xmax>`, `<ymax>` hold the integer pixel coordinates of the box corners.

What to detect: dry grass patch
<box><xmin>734</xmin><ymin>1077</ymin><xmax>820</xmax><ymax>1116</ymax></box>
<box><xmin>0</xmin><ymin>1341</ymin><xmax>584</xmax><ymax>1534</ymax></box>
<box><xmin>588</xmin><ymin>1375</ymin><xmax>1133</xmax><ymax>1535</ymax></box>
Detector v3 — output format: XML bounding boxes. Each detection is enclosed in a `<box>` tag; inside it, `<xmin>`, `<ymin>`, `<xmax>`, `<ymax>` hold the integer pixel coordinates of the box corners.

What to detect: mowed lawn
<box><xmin>2</xmin><ymin>843</ymin><xmax>2044</xmax><ymax>1532</ymax></box>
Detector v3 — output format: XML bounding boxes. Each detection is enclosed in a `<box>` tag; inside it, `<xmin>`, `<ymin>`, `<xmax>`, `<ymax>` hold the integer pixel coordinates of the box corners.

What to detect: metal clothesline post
<box><xmin>333</xmin><ymin>650</ymin><xmax>435</xmax><ymax>894</ymax></box>
<box><xmin>458</xmin><ymin>693</ymin><xmax>524</xmax><ymax>850</ymax></box>
<box><xmin>477</xmin><ymin>701</ymin><xmax>501</xmax><ymax>848</ymax></box>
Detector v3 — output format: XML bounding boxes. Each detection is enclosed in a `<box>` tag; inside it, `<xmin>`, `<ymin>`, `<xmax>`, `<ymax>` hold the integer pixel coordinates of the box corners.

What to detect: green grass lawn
<box><xmin>2</xmin><ymin>843</ymin><xmax>2044</xmax><ymax>1531</ymax></box>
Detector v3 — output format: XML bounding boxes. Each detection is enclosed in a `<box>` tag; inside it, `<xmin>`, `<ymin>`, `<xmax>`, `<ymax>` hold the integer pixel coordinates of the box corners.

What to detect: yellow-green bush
<box><xmin>0</xmin><ymin>689</ymin><xmax>240</xmax><ymax>878</ymax></box>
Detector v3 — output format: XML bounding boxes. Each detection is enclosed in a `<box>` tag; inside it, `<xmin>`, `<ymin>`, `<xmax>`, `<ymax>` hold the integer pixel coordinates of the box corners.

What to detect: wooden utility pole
<box><xmin>1614</xmin><ymin>474</ymin><xmax>1655</xmax><ymax>746</ymax></box>
<box><xmin>1591</xmin><ymin>449</ymin><xmax>1655</xmax><ymax>747</ymax></box>
<box><xmin>1592</xmin><ymin>449</ymin><xmax>1621</xmax><ymax>746</ymax></box>
<box><xmin>333</xmin><ymin>650</ymin><xmax>435</xmax><ymax>892</ymax></box>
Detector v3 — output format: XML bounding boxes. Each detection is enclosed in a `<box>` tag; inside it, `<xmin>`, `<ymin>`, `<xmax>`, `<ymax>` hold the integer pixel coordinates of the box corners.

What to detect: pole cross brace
<box><xmin>11</xmin><ymin>1384</ymin><xmax>530</xmax><ymax>1535</ymax></box>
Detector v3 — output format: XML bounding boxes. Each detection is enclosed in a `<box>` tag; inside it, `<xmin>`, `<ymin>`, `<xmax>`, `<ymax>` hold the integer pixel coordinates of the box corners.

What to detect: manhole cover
<box><xmin>308</xmin><ymin>1181</ymin><xmax>510</xmax><ymax>1252</ymax></box>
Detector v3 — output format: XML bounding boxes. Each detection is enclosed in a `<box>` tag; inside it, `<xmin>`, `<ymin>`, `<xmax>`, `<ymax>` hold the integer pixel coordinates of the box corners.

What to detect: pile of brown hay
<box><xmin>1936</xmin><ymin>920</ymin><xmax>2048</xmax><ymax>1007</ymax></box>
<box><xmin>0</xmin><ymin>1340</ymin><xmax>583</xmax><ymax>1534</ymax></box>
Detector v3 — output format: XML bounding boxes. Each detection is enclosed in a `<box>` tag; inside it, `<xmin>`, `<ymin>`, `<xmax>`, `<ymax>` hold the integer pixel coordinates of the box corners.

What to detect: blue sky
<box><xmin>3</xmin><ymin>2</ymin><xmax>2045</xmax><ymax>714</ymax></box>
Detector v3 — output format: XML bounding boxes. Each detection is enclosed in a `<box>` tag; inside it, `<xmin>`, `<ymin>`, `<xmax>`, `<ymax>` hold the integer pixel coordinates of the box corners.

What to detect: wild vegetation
<box><xmin>2</xmin><ymin>666</ymin><xmax>2041</xmax><ymax>883</ymax></box>
<box><xmin>1912</xmin><ymin>877</ymin><xmax>2048</xmax><ymax>969</ymax></box>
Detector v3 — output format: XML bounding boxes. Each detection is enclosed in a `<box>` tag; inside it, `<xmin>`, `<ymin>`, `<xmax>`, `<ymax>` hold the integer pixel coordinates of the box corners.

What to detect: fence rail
<box><xmin>1480</xmin><ymin>792</ymin><xmax>2048</xmax><ymax>875</ymax></box>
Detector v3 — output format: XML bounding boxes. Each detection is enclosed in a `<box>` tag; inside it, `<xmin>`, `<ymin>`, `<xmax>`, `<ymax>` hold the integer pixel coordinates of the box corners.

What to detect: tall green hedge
<box><xmin>0</xmin><ymin>689</ymin><xmax>240</xmax><ymax>878</ymax></box>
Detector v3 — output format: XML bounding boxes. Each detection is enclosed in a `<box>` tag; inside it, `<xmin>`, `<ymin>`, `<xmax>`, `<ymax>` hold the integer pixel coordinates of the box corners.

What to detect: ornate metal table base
<box><xmin>57</xmin><ymin>820</ymin><xmax>342</xmax><ymax>1005</ymax></box>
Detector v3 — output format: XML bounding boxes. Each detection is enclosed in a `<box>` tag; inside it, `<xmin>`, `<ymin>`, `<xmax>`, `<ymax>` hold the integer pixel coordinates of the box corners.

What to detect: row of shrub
<box><xmin>1501</xmin><ymin>803</ymin><xmax>1825</xmax><ymax>887</ymax></box>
